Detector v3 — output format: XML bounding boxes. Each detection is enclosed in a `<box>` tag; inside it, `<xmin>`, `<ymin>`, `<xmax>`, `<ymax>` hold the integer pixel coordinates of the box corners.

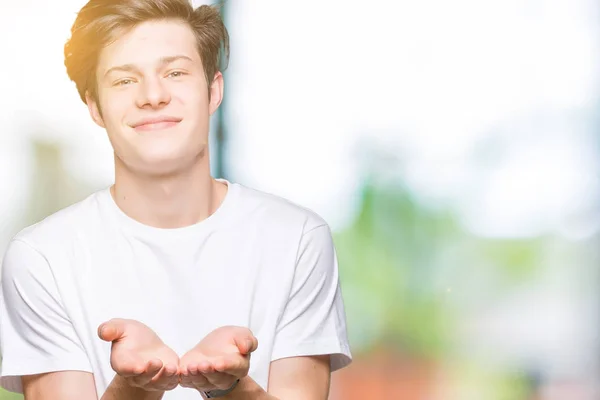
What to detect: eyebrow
<box><xmin>103</xmin><ymin>55</ymin><xmax>194</xmax><ymax>78</ymax></box>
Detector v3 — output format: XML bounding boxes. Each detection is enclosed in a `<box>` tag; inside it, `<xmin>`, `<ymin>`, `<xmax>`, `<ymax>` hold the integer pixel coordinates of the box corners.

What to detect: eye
<box><xmin>168</xmin><ymin>71</ymin><xmax>185</xmax><ymax>78</ymax></box>
<box><xmin>115</xmin><ymin>79</ymin><xmax>134</xmax><ymax>86</ymax></box>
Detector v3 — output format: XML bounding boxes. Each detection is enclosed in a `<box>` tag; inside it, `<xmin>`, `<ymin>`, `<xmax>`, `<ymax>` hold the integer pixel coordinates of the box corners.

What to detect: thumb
<box><xmin>234</xmin><ymin>332</ymin><xmax>259</xmax><ymax>355</ymax></box>
<box><xmin>98</xmin><ymin>318</ymin><xmax>127</xmax><ymax>342</ymax></box>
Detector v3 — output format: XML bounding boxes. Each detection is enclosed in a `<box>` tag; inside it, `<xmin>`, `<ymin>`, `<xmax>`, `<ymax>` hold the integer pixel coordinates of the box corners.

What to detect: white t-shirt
<box><xmin>0</xmin><ymin>180</ymin><xmax>351</xmax><ymax>398</ymax></box>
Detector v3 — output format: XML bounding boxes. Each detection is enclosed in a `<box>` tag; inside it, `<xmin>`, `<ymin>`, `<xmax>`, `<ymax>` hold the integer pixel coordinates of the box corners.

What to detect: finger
<box><xmin>163</xmin><ymin>363</ymin><xmax>179</xmax><ymax>377</ymax></box>
<box><xmin>248</xmin><ymin>335</ymin><xmax>259</xmax><ymax>353</ymax></box>
<box><xmin>213</xmin><ymin>354</ymin><xmax>249</xmax><ymax>378</ymax></box>
<box><xmin>141</xmin><ymin>363</ymin><xmax>179</xmax><ymax>390</ymax></box>
<box><xmin>113</xmin><ymin>358</ymin><xmax>147</xmax><ymax>377</ymax></box>
<box><xmin>140</xmin><ymin>368</ymin><xmax>179</xmax><ymax>391</ymax></box>
<box><xmin>186</xmin><ymin>361</ymin><xmax>210</xmax><ymax>377</ymax></box>
<box><xmin>98</xmin><ymin>318</ymin><xmax>126</xmax><ymax>342</ymax></box>
<box><xmin>198</xmin><ymin>361</ymin><xmax>236</xmax><ymax>387</ymax></box>
<box><xmin>128</xmin><ymin>359</ymin><xmax>164</xmax><ymax>387</ymax></box>
<box><xmin>150</xmin><ymin>363</ymin><xmax>178</xmax><ymax>382</ymax></box>
<box><xmin>145</xmin><ymin>358</ymin><xmax>164</xmax><ymax>379</ymax></box>
<box><xmin>184</xmin><ymin>363</ymin><xmax>198</xmax><ymax>376</ymax></box>
<box><xmin>198</xmin><ymin>361</ymin><xmax>215</xmax><ymax>374</ymax></box>
<box><xmin>180</xmin><ymin>363</ymin><xmax>211</xmax><ymax>388</ymax></box>
<box><xmin>130</xmin><ymin>372</ymin><xmax>153</xmax><ymax>386</ymax></box>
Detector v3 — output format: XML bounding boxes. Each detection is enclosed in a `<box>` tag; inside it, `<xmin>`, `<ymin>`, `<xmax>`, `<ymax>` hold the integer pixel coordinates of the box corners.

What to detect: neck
<box><xmin>110</xmin><ymin>155</ymin><xmax>227</xmax><ymax>229</ymax></box>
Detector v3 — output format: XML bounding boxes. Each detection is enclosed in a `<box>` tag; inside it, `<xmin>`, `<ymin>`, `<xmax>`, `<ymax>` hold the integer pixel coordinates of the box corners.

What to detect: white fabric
<box><xmin>0</xmin><ymin>180</ymin><xmax>351</xmax><ymax>398</ymax></box>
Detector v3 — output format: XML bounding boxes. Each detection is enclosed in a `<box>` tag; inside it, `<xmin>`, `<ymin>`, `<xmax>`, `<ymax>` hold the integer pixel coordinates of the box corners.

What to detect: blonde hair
<box><xmin>64</xmin><ymin>0</ymin><xmax>229</xmax><ymax>103</ymax></box>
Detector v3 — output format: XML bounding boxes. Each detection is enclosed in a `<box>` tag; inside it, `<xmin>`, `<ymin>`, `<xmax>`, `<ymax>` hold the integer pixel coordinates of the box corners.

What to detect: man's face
<box><xmin>88</xmin><ymin>19</ymin><xmax>222</xmax><ymax>176</ymax></box>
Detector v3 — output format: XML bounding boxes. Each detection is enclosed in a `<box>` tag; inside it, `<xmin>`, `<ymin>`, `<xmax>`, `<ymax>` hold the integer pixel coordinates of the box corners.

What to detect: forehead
<box><xmin>98</xmin><ymin>19</ymin><xmax>200</xmax><ymax>72</ymax></box>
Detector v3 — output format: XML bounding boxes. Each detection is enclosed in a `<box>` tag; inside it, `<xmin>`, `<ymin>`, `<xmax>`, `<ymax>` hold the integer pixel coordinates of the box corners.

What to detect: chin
<box><xmin>131</xmin><ymin>159</ymin><xmax>186</xmax><ymax>177</ymax></box>
<box><xmin>136</xmin><ymin>151</ymin><xmax>205</xmax><ymax>176</ymax></box>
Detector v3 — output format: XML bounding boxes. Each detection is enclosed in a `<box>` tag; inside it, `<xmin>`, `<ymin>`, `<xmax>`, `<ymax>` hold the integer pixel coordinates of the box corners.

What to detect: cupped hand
<box><xmin>179</xmin><ymin>326</ymin><xmax>258</xmax><ymax>392</ymax></box>
<box><xmin>98</xmin><ymin>318</ymin><xmax>181</xmax><ymax>392</ymax></box>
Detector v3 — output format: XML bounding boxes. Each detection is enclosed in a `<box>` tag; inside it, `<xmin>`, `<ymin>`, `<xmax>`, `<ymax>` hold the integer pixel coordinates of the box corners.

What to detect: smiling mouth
<box><xmin>134</xmin><ymin>120</ymin><xmax>180</xmax><ymax>132</ymax></box>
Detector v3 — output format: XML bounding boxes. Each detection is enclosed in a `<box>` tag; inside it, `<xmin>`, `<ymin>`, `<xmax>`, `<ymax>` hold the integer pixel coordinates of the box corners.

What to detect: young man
<box><xmin>0</xmin><ymin>1</ymin><xmax>351</xmax><ymax>399</ymax></box>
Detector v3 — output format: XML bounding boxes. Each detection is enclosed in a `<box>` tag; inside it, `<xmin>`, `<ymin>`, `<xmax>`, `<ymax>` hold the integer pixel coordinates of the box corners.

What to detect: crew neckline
<box><xmin>98</xmin><ymin>178</ymin><xmax>240</xmax><ymax>240</ymax></box>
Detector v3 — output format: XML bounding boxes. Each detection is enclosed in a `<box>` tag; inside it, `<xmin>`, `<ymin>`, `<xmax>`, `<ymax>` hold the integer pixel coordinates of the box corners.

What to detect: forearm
<box><xmin>101</xmin><ymin>375</ymin><xmax>165</xmax><ymax>400</ymax></box>
<box><xmin>201</xmin><ymin>376</ymin><xmax>278</xmax><ymax>400</ymax></box>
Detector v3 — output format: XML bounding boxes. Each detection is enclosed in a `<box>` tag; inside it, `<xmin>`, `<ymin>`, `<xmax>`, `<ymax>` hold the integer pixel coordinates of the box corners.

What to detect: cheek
<box><xmin>174</xmin><ymin>83</ymin><xmax>209</xmax><ymax>109</ymax></box>
<box><xmin>103</xmin><ymin>110</ymin><xmax>127</xmax><ymax>133</ymax></box>
<box><xmin>99</xmin><ymin>95</ymin><xmax>130</xmax><ymax>127</ymax></box>
<box><xmin>99</xmin><ymin>107</ymin><xmax>132</xmax><ymax>152</ymax></box>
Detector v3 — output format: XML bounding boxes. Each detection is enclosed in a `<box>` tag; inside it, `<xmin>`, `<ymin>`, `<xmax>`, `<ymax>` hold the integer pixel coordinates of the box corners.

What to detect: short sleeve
<box><xmin>271</xmin><ymin>224</ymin><xmax>352</xmax><ymax>372</ymax></box>
<box><xmin>0</xmin><ymin>239</ymin><xmax>92</xmax><ymax>393</ymax></box>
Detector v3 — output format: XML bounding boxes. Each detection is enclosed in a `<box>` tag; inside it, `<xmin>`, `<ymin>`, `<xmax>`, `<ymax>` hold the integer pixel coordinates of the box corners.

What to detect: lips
<box><xmin>130</xmin><ymin>116</ymin><xmax>182</xmax><ymax>131</ymax></box>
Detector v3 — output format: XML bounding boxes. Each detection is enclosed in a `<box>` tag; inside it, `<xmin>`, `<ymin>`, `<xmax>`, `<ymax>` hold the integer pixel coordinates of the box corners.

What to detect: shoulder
<box><xmin>234</xmin><ymin>183</ymin><xmax>330</xmax><ymax>235</ymax></box>
<box><xmin>10</xmin><ymin>190</ymin><xmax>107</xmax><ymax>257</ymax></box>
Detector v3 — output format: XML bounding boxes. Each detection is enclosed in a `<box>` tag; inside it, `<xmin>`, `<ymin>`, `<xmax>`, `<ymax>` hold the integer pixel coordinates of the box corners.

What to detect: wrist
<box><xmin>201</xmin><ymin>379</ymin><xmax>240</xmax><ymax>399</ymax></box>
<box><xmin>200</xmin><ymin>376</ymin><xmax>274</xmax><ymax>400</ymax></box>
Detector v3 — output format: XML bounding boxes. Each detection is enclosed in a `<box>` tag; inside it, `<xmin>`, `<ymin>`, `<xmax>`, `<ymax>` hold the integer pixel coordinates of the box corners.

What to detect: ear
<box><xmin>208</xmin><ymin>71</ymin><xmax>224</xmax><ymax>116</ymax></box>
<box><xmin>85</xmin><ymin>91</ymin><xmax>105</xmax><ymax>128</ymax></box>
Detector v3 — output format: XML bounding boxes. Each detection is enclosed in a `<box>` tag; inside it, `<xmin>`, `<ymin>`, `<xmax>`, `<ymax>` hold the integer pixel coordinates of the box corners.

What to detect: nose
<box><xmin>136</xmin><ymin>77</ymin><xmax>171</xmax><ymax>109</ymax></box>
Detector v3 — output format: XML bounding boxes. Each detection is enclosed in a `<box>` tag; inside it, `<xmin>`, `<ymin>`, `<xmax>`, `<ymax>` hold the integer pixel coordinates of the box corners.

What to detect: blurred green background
<box><xmin>2</xmin><ymin>0</ymin><xmax>600</xmax><ymax>399</ymax></box>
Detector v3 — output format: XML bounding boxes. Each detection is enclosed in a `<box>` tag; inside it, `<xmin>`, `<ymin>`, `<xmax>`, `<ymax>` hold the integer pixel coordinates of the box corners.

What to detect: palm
<box><xmin>179</xmin><ymin>326</ymin><xmax>258</xmax><ymax>392</ymax></box>
<box><xmin>107</xmin><ymin>320</ymin><xmax>178</xmax><ymax>371</ymax></box>
<box><xmin>99</xmin><ymin>318</ymin><xmax>180</xmax><ymax>391</ymax></box>
<box><xmin>186</xmin><ymin>326</ymin><xmax>240</xmax><ymax>359</ymax></box>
